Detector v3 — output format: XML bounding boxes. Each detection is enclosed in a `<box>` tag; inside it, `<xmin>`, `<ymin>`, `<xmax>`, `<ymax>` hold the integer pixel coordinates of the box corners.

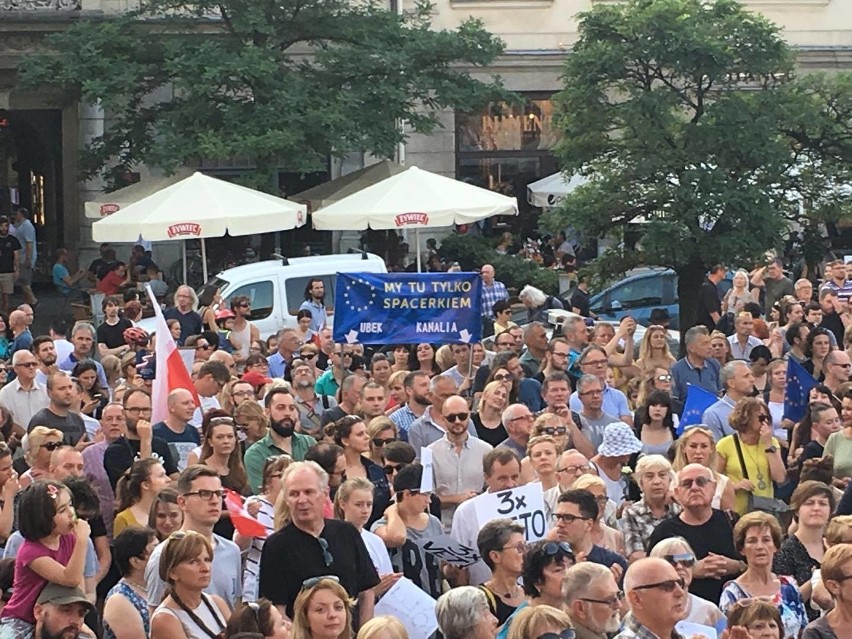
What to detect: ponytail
<box><xmin>115</xmin><ymin>458</ymin><xmax>160</xmax><ymax>512</ymax></box>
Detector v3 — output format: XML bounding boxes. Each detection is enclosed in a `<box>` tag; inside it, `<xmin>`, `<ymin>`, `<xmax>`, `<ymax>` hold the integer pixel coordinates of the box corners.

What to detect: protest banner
<box><xmin>473</xmin><ymin>483</ymin><xmax>548</xmax><ymax>541</ymax></box>
<box><xmin>415</xmin><ymin>533</ymin><xmax>481</xmax><ymax>568</ymax></box>
<box><xmin>332</xmin><ymin>272</ymin><xmax>482</xmax><ymax>345</ymax></box>
<box><xmin>374</xmin><ymin>577</ymin><xmax>438</xmax><ymax>639</ymax></box>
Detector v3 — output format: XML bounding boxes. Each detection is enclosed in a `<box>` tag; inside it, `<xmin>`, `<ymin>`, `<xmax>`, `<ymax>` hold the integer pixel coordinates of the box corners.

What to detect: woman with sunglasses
<box><xmin>635</xmin><ymin>325</ymin><xmax>676</xmax><ymax>377</ymax></box>
<box><xmin>772</xmin><ymin>481</ymin><xmax>834</xmax><ymax>621</ymax></box>
<box><xmin>672</xmin><ymin>426</ymin><xmax>736</xmax><ymax>511</ymax></box>
<box><xmin>720</xmin><ymin>512</ymin><xmax>808</xmax><ymax>639</ymax></box>
<box><xmin>366</xmin><ymin>419</ymin><xmax>397</xmax><ymax>467</ymax></box>
<box><xmin>235</xmin><ymin>400</ymin><xmax>270</xmax><ymax>449</ymax></box>
<box><xmin>225</xmin><ymin>598</ymin><xmax>291</xmax><ymax>639</ymax></box>
<box><xmin>477</xmin><ymin>519</ymin><xmax>527</xmax><ymax>625</ymax></box>
<box><xmin>649</xmin><ymin>537</ymin><xmax>724</xmax><ymax>629</ymax></box>
<box><xmin>532</xmin><ymin>413</ymin><xmax>570</xmax><ymax>452</ymax></box>
<box><xmin>326</xmin><ymin>415</ymin><xmax>390</xmax><ymax>528</ymax></box>
<box><xmin>291</xmin><ymin>577</ymin><xmax>353</xmax><ymax>639</ymax></box>
<box><xmin>151</xmin><ymin>530</ymin><xmax>231</xmax><ymax>639</ymax></box>
<box><xmin>497</xmin><ymin>540</ymin><xmax>575</xmax><ymax>639</ymax></box>
<box><xmin>484</xmin><ymin>366</ymin><xmax>519</xmax><ymax>405</ymax></box>
<box><xmin>472</xmin><ymin>381</ymin><xmax>509</xmax><ymax>448</ymax></box>
<box><xmin>636</xmin><ymin>367</ymin><xmax>682</xmax><ymax>415</ymax></box>
<box><xmin>507</xmin><ymin>605</ymin><xmax>573</xmax><ymax>639</ymax></box>
<box><xmin>632</xmin><ymin>390</ymin><xmax>676</xmax><ymax>456</ymax></box>
<box><xmin>716</xmin><ymin>397</ymin><xmax>786</xmax><ymax>516</ymax></box>
<box><xmin>19</xmin><ymin>426</ymin><xmax>62</xmax><ymax>489</ymax></box>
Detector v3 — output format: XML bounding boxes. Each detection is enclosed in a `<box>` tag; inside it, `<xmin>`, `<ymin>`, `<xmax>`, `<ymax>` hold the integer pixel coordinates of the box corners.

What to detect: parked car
<box><xmin>588</xmin><ymin>267</ymin><xmax>733</xmax><ymax>330</ymax></box>
<box><xmin>141</xmin><ymin>252</ymin><xmax>387</xmax><ymax>339</ymax></box>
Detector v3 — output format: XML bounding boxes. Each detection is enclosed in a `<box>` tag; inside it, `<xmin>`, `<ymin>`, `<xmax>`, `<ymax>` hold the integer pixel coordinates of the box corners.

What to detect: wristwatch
<box><xmin>765</xmin><ymin>445</ymin><xmax>778</xmax><ymax>454</ymax></box>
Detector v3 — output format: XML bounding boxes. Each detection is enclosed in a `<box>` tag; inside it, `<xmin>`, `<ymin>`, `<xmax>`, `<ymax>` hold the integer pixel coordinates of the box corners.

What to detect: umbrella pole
<box><xmin>201</xmin><ymin>237</ymin><xmax>209</xmax><ymax>284</ymax></box>
<box><xmin>182</xmin><ymin>241</ymin><xmax>187</xmax><ymax>285</ymax></box>
<box><xmin>415</xmin><ymin>228</ymin><xmax>422</xmax><ymax>273</ymax></box>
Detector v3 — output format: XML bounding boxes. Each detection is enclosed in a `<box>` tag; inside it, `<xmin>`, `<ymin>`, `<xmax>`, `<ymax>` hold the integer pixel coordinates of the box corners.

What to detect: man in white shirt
<box><xmin>0</xmin><ymin>349</ymin><xmax>48</xmax><ymax>433</ymax></box>
<box><xmin>727</xmin><ymin>311</ymin><xmax>763</xmax><ymax>360</ymax></box>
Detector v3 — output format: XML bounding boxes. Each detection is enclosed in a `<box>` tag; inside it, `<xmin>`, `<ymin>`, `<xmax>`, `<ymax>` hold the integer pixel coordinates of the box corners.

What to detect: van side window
<box><xmin>285</xmin><ymin>275</ymin><xmax>335</xmax><ymax>316</ymax></box>
<box><xmin>225</xmin><ymin>280</ymin><xmax>274</xmax><ymax>321</ymax></box>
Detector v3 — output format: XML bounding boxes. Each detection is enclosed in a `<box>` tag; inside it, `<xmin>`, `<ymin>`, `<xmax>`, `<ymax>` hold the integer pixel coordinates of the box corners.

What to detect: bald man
<box><xmin>8</xmin><ymin>309</ymin><xmax>32</xmax><ymax>360</ymax></box>
<box><xmin>152</xmin><ymin>388</ymin><xmax>200</xmax><ymax>470</ymax></box>
<box><xmin>616</xmin><ymin>557</ymin><xmax>686</xmax><ymax>639</ymax></box>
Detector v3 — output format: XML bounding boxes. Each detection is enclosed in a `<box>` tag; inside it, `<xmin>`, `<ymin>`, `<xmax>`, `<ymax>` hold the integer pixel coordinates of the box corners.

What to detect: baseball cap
<box><xmin>393</xmin><ymin>463</ymin><xmax>424</xmax><ymax>494</ymax></box>
<box><xmin>36</xmin><ymin>583</ymin><xmax>95</xmax><ymax>614</ymax></box>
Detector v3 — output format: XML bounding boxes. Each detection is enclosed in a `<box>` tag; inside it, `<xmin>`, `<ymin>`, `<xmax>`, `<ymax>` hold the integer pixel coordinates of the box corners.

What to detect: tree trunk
<box><xmin>676</xmin><ymin>259</ymin><xmax>707</xmax><ymax>357</ymax></box>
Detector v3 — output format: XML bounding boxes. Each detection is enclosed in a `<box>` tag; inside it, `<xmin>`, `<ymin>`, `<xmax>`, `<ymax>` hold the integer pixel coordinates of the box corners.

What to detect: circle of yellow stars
<box><xmin>343</xmin><ymin>276</ymin><xmax>379</xmax><ymax>313</ymax></box>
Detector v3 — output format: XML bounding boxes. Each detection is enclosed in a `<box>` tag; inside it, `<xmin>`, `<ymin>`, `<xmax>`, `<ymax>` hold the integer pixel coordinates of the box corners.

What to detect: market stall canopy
<box><xmin>527</xmin><ymin>172</ymin><xmax>589</xmax><ymax>208</ymax></box>
<box><xmin>293</xmin><ymin>160</ymin><xmax>406</xmax><ymax>212</ymax></box>
<box><xmin>84</xmin><ymin>168</ymin><xmax>195</xmax><ymax>219</ymax></box>
<box><xmin>91</xmin><ymin>171</ymin><xmax>307</xmax><ymax>243</ymax></box>
<box><xmin>311</xmin><ymin>165</ymin><xmax>518</xmax><ymax>231</ymax></box>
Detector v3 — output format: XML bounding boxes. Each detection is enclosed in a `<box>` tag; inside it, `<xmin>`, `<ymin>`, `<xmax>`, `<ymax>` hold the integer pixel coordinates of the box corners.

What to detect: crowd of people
<box><xmin>3</xmin><ymin>254</ymin><xmax>852</xmax><ymax>639</ymax></box>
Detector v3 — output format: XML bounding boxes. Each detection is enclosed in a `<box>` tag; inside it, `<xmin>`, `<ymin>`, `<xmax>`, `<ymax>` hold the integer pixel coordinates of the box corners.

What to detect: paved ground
<box><xmin>14</xmin><ymin>283</ymin><xmax>88</xmax><ymax>337</ymax></box>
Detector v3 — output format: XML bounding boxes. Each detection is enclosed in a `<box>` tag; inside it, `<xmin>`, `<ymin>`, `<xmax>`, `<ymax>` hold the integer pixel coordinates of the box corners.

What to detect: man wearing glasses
<box><xmin>564</xmin><ymin>563</ymin><xmax>623</xmax><ymax>639</ymax></box>
<box><xmin>616</xmin><ymin>557</ymin><xmax>687</xmax><ymax>639</ymax></box>
<box><xmin>144</xmin><ymin>465</ymin><xmax>242</xmax><ymax>608</ymax></box>
<box><xmin>569</xmin><ymin>346</ymin><xmax>633</xmax><ymax>427</ymax></box>
<box><xmin>573</xmin><ymin>375</ymin><xmax>619</xmax><ymax>451</ymax></box>
<box><xmin>0</xmin><ymin>349</ymin><xmax>48</xmax><ymax>433</ymax></box>
<box><xmin>552</xmin><ymin>489</ymin><xmax>627</xmax><ymax>575</ymax></box>
<box><xmin>259</xmin><ymin>461</ymin><xmax>379</xmax><ymax>623</ymax></box>
<box><xmin>497</xmin><ymin>404</ymin><xmax>534</xmax><ymax>460</ymax></box>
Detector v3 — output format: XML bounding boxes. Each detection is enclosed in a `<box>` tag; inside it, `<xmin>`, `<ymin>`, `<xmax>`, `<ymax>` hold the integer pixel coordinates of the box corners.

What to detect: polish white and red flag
<box><xmin>145</xmin><ymin>285</ymin><xmax>199</xmax><ymax>424</ymax></box>
<box><xmin>224</xmin><ymin>490</ymin><xmax>268</xmax><ymax>537</ymax></box>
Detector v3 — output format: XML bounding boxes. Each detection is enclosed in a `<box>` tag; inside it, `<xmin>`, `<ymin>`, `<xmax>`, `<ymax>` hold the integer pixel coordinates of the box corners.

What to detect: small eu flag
<box><xmin>784</xmin><ymin>358</ymin><xmax>818</xmax><ymax>423</ymax></box>
<box><xmin>678</xmin><ymin>384</ymin><xmax>719</xmax><ymax>435</ymax></box>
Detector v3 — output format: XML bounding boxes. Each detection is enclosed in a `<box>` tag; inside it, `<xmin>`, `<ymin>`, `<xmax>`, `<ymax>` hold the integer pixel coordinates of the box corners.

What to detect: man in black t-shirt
<box><xmin>647</xmin><ymin>463</ymin><xmax>742</xmax><ymax>604</ymax></box>
<box><xmin>696</xmin><ymin>265</ymin><xmax>725</xmax><ymax>331</ymax></box>
<box><xmin>0</xmin><ymin>216</ymin><xmax>21</xmax><ymax>314</ymax></box>
<box><xmin>258</xmin><ymin>461</ymin><xmax>379</xmax><ymax>623</ymax></box>
<box><xmin>96</xmin><ymin>295</ymin><xmax>134</xmax><ymax>357</ymax></box>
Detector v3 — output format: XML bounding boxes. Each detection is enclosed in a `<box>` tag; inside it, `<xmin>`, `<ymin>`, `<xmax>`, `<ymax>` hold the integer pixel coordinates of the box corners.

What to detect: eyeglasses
<box><xmin>317</xmin><ymin>537</ymin><xmax>334</xmax><ymax>567</ymax></box>
<box><xmin>579</xmin><ymin>591</ymin><xmax>624</xmax><ymax>608</ymax></box>
<box><xmin>537</xmin><ymin>630</ymin><xmax>576</xmax><ymax>639</ymax></box>
<box><xmin>593</xmin><ymin>495</ymin><xmax>608</xmax><ymax>504</ymax></box>
<box><xmin>42</xmin><ymin>441</ymin><xmax>62</xmax><ymax>451</ymax></box>
<box><xmin>543</xmin><ymin>541</ymin><xmax>574</xmax><ymax>558</ymax></box>
<box><xmin>494</xmin><ymin>373</ymin><xmax>513</xmax><ymax>382</ymax></box>
<box><xmin>757</xmin><ymin>414</ymin><xmax>771</xmax><ymax>424</ymax></box>
<box><xmin>372</xmin><ymin>437</ymin><xmax>397</xmax><ymax>447</ymax></box>
<box><xmin>509</xmin><ymin>414</ymin><xmax>534</xmax><ymax>422</ymax></box>
<box><xmin>183</xmin><ymin>489</ymin><xmax>224</xmax><ymax>501</ymax></box>
<box><xmin>232</xmin><ymin>390</ymin><xmax>254</xmax><ymax>398</ymax></box>
<box><xmin>582</xmin><ymin>359</ymin><xmax>608</xmax><ymax>368</ymax></box>
<box><xmin>15</xmin><ymin>362</ymin><xmax>38</xmax><ymax>368</ymax></box>
<box><xmin>302</xmin><ymin>574</ymin><xmax>339</xmax><ymax>590</ymax></box>
<box><xmin>125</xmin><ymin>407</ymin><xmax>152</xmax><ymax>415</ymax></box>
<box><xmin>501</xmin><ymin>541</ymin><xmax>526</xmax><ymax>554</ymax></box>
<box><xmin>679</xmin><ymin>476</ymin><xmax>713</xmax><ymax>489</ymax></box>
<box><xmin>445</xmin><ymin>412</ymin><xmax>470</xmax><ymax>423</ymax></box>
<box><xmin>542</xmin><ymin>426</ymin><xmax>568</xmax><ymax>436</ymax></box>
<box><xmin>663</xmin><ymin>553</ymin><xmax>696</xmax><ymax>568</ymax></box>
<box><xmin>196</xmin><ymin>344</ymin><xmax>212</xmax><ymax>351</ymax></box>
<box><xmin>579</xmin><ymin>389</ymin><xmax>603</xmax><ymax>397</ymax></box>
<box><xmin>554</xmin><ymin>513</ymin><xmax>591</xmax><ymax>524</ymax></box>
<box><xmin>656</xmin><ymin>374</ymin><xmax>673</xmax><ymax>382</ymax></box>
<box><xmin>632</xmin><ymin>577</ymin><xmax>686</xmax><ymax>593</ymax></box>
<box><xmin>384</xmin><ymin>464</ymin><xmax>403</xmax><ymax>476</ymax></box>
<box><xmin>557</xmin><ymin>464</ymin><xmax>591</xmax><ymax>474</ymax></box>
<box><xmin>551</xmin><ymin>351</ymin><xmax>569</xmax><ymax>359</ymax></box>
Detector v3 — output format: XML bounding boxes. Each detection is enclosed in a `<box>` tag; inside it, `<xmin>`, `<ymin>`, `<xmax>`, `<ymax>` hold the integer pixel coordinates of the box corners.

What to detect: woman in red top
<box><xmin>97</xmin><ymin>262</ymin><xmax>130</xmax><ymax>295</ymax></box>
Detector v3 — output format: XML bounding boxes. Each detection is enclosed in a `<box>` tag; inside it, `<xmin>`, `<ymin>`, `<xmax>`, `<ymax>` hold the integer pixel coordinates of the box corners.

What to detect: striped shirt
<box><xmin>243</xmin><ymin>496</ymin><xmax>275</xmax><ymax>602</ymax></box>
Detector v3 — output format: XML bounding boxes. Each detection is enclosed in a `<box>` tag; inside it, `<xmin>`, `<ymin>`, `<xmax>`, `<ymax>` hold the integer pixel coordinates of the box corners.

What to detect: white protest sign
<box><xmin>420</xmin><ymin>448</ymin><xmax>434</xmax><ymax>493</ymax></box>
<box><xmin>473</xmin><ymin>483</ymin><xmax>547</xmax><ymax>541</ymax></box>
<box><xmin>675</xmin><ymin>621</ymin><xmax>717</xmax><ymax>639</ymax></box>
<box><xmin>375</xmin><ymin>577</ymin><xmax>438</xmax><ymax>639</ymax></box>
<box><xmin>415</xmin><ymin>533</ymin><xmax>481</xmax><ymax>567</ymax></box>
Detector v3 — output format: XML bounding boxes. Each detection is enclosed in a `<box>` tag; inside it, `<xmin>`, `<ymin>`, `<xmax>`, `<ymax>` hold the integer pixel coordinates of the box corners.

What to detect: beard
<box><xmin>270</xmin><ymin>417</ymin><xmax>296</xmax><ymax>438</ymax></box>
<box><xmin>412</xmin><ymin>392</ymin><xmax>431</xmax><ymax>406</ymax></box>
<box><xmin>294</xmin><ymin>378</ymin><xmax>314</xmax><ymax>390</ymax></box>
<box><xmin>41</xmin><ymin>355</ymin><xmax>57</xmax><ymax>366</ymax></box>
<box><xmin>37</xmin><ymin>623</ymin><xmax>81</xmax><ymax>639</ymax></box>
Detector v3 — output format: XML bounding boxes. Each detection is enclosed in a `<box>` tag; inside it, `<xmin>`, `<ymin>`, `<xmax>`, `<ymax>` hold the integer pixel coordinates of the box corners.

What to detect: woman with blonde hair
<box><xmin>356</xmin><ymin>616</ymin><xmax>407</xmax><ymax>639</ymax></box>
<box><xmin>804</xmin><ymin>542</ymin><xmax>852</xmax><ymax>638</ymax></box>
<box><xmin>673</xmin><ymin>426</ymin><xmax>736</xmax><ymax>511</ymax></box>
<box><xmin>101</xmin><ymin>354</ymin><xmax>122</xmax><ymax>392</ymax></box>
<box><xmin>710</xmin><ymin>331</ymin><xmax>733</xmax><ymax>367</ymax></box>
<box><xmin>572</xmin><ymin>474</ymin><xmax>625</xmax><ymax>555</ymax></box>
<box><xmin>291</xmin><ymin>577</ymin><xmax>353</xmax><ymax>639</ymax></box>
<box><xmin>472</xmin><ymin>380</ymin><xmax>509</xmax><ymax>447</ymax></box>
<box><xmin>333</xmin><ymin>478</ymin><xmax>393</xmax><ymax>578</ymax></box>
<box><xmin>235</xmin><ymin>400</ymin><xmax>269</xmax><ymax>448</ymax></box>
<box><xmin>635</xmin><ymin>325</ymin><xmax>676</xmax><ymax>375</ymax></box>
<box><xmin>366</xmin><ymin>419</ymin><xmax>397</xmax><ymax>467</ymax></box>
<box><xmin>19</xmin><ymin>426</ymin><xmax>63</xmax><ymax>488</ymax></box>
<box><xmin>723</xmin><ymin>269</ymin><xmax>756</xmax><ymax>314</ymax></box>
<box><xmin>151</xmin><ymin>530</ymin><xmax>231</xmax><ymax>639</ymax></box>
<box><xmin>385</xmin><ymin>370</ymin><xmax>408</xmax><ymax>415</ymax></box>
<box><xmin>506</xmin><ymin>605</ymin><xmax>572</xmax><ymax>639</ymax></box>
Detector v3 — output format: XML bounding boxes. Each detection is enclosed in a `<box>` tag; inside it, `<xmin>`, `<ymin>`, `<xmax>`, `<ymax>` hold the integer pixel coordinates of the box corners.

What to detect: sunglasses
<box><xmin>445</xmin><ymin>412</ymin><xmax>470</xmax><ymax>423</ymax></box>
<box><xmin>372</xmin><ymin>438</ymin><xmax>397</xmax><ymax>447</ymax></box>
<box><xmin>301</xmin><ymin>353</ymin><xmax>317</xmax><ymax>360</ymax></box>
<box><xmin>656</xmin><ymin>374</ymin><xmax>672</xmax><ymax>382</ymax></box>
<box><xmin>42</xmin><ymin>441</ymin><xmax>62</xmax><ymax>451</ymax></box>
<box><xmin>317</xmin><ymin>537</ymin><xmax>334</xmax><ymax>567</ymax></box>
<box><xmin>679</xmin><ymin>476</ymin><xmax>713</xmax><ymax>489</ymax></box>
<box><xmin>537</xmin><ymin>631</ymin><xmax>576</xmax><ymax>639</ymax></box>
<box><xmin>632</xmin><ymin>577</ymin><xmax>686</xmax><ymax>593</ymax></box>
<box><xmin>543</xmin><ymin>541</ymin><xmax>574</xmax><ymax>558</ymax></box>
<box><xmin>384</xmin><ymin>463</ymin><xmax>403</xmax><ymax>476</ymax></box>
<box><xmin>542</xmin><ymin>426</ymin><xmax>567</xmax><ymax>436</ymax></box>
<box><xmin>302</xmin><ymin>574</ymin><xmax>339</xmax><ymax>590</ymax></box>
<box><xmin>663</xmin><ymin>553</ymin><xmax>696</xmax><ymax>568</ymax></box>
<box><xmin>579</xmin><ymin>591</ymin><xmax>624</xmax><ymax>607</ymax></box>
<box><xmin>758</xmin><ymin>414</ymin><xmax>771</xmax><ymax>424</ymax></box>
<box><xmin>493</xmin><ymin>373</ymin><xmax>513</xmax><ymax>382</ymax></box>
<box><xmin>196</xmin><ymin>344</ymin><xmax>212</xmax><ymax>351</ymax></box>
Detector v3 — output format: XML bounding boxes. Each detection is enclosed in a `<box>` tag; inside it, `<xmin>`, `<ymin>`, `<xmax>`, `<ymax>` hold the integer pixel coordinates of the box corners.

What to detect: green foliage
<box><xmin>438</xmin><ymin>234</ymin><xmax>559</xmax><ymax>295</ymax></box>
<box><xmin>542</xmin><ymin>0</ymin><xmax>852</xmax><ymax>326</ymax></box>
<box><xmin>18</xmin><ymin>0</ymin><xmax>512</xmax><ymax>189</ymax></box>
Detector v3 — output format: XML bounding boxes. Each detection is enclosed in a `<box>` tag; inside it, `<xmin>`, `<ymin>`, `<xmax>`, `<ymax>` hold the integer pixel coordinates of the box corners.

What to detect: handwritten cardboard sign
<box><xmin>415</xmin><ymin>534</ymin><xmax>481</xmax><ymax>567</ymax></box>
<box><xmin>375</xmin><ymin>577</ymin><xmax>438</xmax><ymax>639</ymax></box>
<box><xmin>473</xmin><ymin>483</ymin><xmax>547</xmax><ymax>541</ymax></box>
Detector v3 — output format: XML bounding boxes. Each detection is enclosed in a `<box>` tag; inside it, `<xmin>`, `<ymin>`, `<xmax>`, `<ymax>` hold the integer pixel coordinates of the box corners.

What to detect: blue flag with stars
<box><xmin>678</xmin><ymin>384</ymin><xmax>719</xmax><ymax>435</ymax></box>
<box><xmin>784</xmin><ymin>358</ymin><xmax>818</xmax><ymax>423</ymax></box>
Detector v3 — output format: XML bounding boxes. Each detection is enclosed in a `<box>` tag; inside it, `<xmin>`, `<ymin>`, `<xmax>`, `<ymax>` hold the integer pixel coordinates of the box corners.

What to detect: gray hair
<box><xmin>720</xmin><ymin>360</ymin><xmax>748</xmax><ymax>390</ymax></box>
<box><xmin>523</xmin><ymin>321</ymin><xmax>545</xmax><ymax>339</ymax></box>
<box><xmin>276</xmin><ymin>327</ymin><xmax>296</xmax><ymax>340</ymax></box>
<box><xmin>563</xmin><ymin>315</ymin><xmax>585</xmax><ymax>337</ymax></box>
<box><xmin>649</xmin><ymin>536</ymin><xmax>694</xmax><ymax>559</ymax></box>
<box><xmin>477</xmin><ymin>518</ymin><xmax>525</xmax><ymax>570</ymax></box>
<box><xmin>634</xmin><ymin>454</ymin><xmax>673</xmax><ymax>476</ymax></box>
<box><xmin>281</xmin><ymin>460</ymin><xmax>329</xmax><ymax>493</ymax></box>
<box><xmin>435</xmin><ymin>587</ymin><xmax>492</xmax><ymax>639</ymax></box>
<box><xmin>683</xmin><ymin>325</ymin><xmax>709</xmax><ymax>349</ymax></box>
<box><xmin>173</xmin><ymin>285</ymin><xmax>199</xmax><ymax>311</ymax></box>
<box><xmin>11</xmin><ymin>350</ymin><xmax>33</xmax><ymax>365</ymax></box>
<box><xmin>576</xmin><ymin>374</ymin><xmax>603</xmax><ymax>395</ymax></box>
<box><xmin>563</xmin><ymin>563</ymin><xmax>612</xmax><ymax>604</ymax></box>
<box><xmin>429</xmin><ymin>374</ymin><xmax>456</xmax><ymax>394</ymax></box>
<box><xmin>579</xmin><ymin>344</ymin><xmax>607</xmax><ymax>364</ymax></box>
<box><xmin>501</xmin><ymin>403</ymin><xmax>528</xmax><ymax>425</ymax></box>
<box><xmin>519</xmin><ymin>285</ymin><xmax>547</xmax><ymax>308</ymax></box>
<box><xmin>70</xmin><ymin>321</ymin><xmax>96</xmax><ymax>340</ymax></box>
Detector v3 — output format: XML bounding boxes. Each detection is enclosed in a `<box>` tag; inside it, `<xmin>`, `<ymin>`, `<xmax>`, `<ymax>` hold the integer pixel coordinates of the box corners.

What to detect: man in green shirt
<box><xmin>245</xmin><ymin>387</ymin><xmax>317</xmax><ymax>492</ymax></box>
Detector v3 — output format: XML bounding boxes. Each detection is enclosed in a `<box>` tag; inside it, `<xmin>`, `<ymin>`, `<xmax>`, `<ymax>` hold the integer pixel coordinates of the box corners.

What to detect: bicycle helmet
<box><xmin>123</xmin><ymin>326</ymin><xmax>150</xmax><ymax>347</ymax></box>
<box><xmin>215</xmin><ymin>309</ymin><xmax>236</xmax><ymax>321</ymax></box>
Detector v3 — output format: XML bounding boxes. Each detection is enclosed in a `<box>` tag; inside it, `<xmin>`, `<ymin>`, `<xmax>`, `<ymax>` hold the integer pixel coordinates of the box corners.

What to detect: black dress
<box><xmin>773</xmin><ymin>534</ymin><xmax>822</xmax><ymax>621</ymax></box>
<box><xmin>472</xmin><ymin>413</ymin><xmax>508</xmax><ymax>448</ymax></box>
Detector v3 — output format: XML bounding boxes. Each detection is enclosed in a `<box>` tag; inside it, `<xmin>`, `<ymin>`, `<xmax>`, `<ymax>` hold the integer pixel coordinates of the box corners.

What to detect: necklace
<box><xmin>741</xmin><ymin>440</ymin><xmax>767</xmax><ymax>490</ymax></box>
<box><xmin>124</xmin><ymin>577</ymin><xmax>148</xmax><ymax>594</ymax></box>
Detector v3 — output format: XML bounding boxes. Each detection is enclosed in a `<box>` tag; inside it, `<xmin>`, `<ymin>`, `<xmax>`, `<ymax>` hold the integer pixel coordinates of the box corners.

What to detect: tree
<box><xmin>543</xmin><ymin>0</ymin><xmax>852</xmax><ymax>331</ymax></box>
<box><xmin>18</xmin><ymin>0</ymin><xmax>512</xmax><ymax>189</ymax></box>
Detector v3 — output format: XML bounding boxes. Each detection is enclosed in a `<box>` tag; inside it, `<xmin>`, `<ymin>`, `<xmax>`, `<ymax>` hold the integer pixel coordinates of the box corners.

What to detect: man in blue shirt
<box><xmin>299</xmin><ymin>278</ymin><xmax>328</xmax><ymax>333</ymax></box>
<box><xmin>702</xmin><ymin>360</ymin><xmax>754</xmax><ymax>441</ymax></box>
<box><xmin>670</xmin><ymin>326</ymin><xmax>721</xmax><ymax>403</ymax></box>
<box><xmin>480</xmin><ymin>264</ymin><xmax>509</xmax><ymax>338</ymax></box>
<box><xmin>52</xmin><ymin>248</ymin><xmax>87</xmax><ymax>298</ymax></box>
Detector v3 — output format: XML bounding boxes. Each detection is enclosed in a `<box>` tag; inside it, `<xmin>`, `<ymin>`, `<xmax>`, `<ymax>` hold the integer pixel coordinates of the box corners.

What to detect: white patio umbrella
<box><xmin>84</xmin><ymin>168</ymin><xmax>195</xmax><ymax>219</ymax></box>
<box><xmin>527</xmin><ymin>172</ymin><xmax>589</xmax><ymax>208</ymax></box>
<box><xmin>91</xmin><ymin>172</ymin><xmax>307</xmax><ymax>283</ymax></box>
<box><xmin>311</xmin><ymin>166</ymin><xmax>518</xmax><ymax>271</ymax></box>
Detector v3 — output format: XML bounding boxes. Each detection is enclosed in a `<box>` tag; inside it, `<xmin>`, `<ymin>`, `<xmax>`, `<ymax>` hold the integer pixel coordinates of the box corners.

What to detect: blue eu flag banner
<box><xmin>332</xmin><ymin>272</ymin><xmax>482</xmax><ymax>345</ymax></box>
<box><xmin>678</xmin><ymin>384</ymin><xmax>719</xmax><ymax>435</ymax></box>
<box><xmin>784</xmin><ymin>358</ymin><xmax>818</xmax><ymax>423</ymax></box>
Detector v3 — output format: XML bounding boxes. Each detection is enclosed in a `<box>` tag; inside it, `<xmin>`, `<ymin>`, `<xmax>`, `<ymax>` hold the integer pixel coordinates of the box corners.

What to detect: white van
<box><xmin>145</xmin><ymin>252</ymin><xmax>387</xmax><ymax>339</ymax></box>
